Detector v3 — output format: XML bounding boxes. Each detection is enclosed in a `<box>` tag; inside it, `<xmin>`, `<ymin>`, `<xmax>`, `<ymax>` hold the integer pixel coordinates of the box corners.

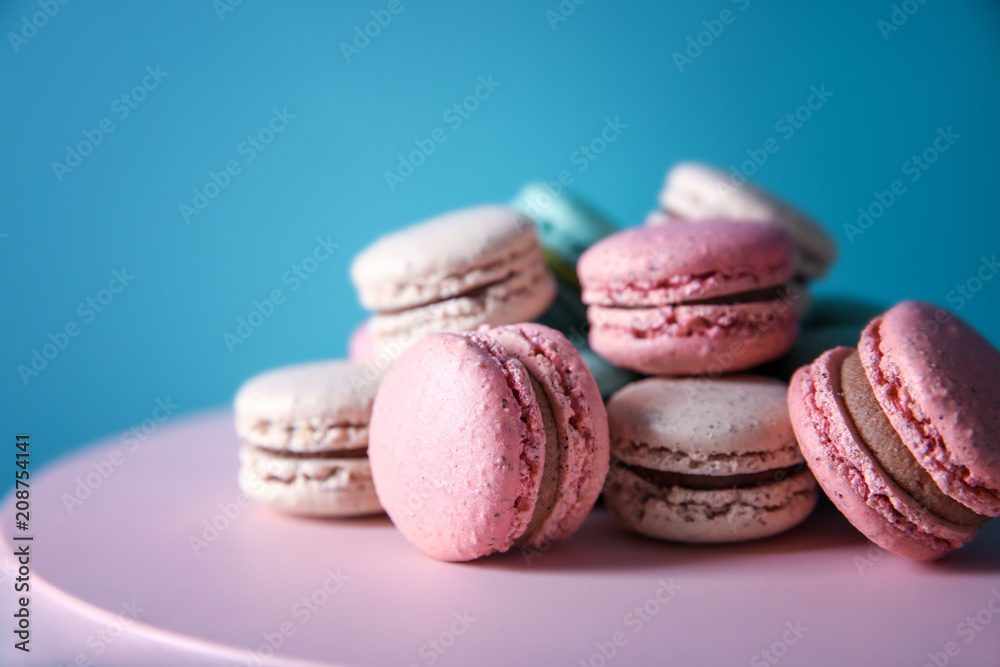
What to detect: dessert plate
<box><xmin>2</xmin><ymin>411</ymin><xmax>999</xmax><ymax>666</ymax></box>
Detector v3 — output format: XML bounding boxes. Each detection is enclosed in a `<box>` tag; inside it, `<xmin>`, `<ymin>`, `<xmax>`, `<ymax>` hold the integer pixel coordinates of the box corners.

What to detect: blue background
<box><xmin>2</xmin><ymin>0</ymin><xmax>999</xmax><ymax>492</ymax></box>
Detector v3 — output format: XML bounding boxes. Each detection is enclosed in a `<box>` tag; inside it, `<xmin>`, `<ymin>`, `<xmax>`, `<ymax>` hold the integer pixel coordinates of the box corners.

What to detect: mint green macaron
<box><xmin>510</xmin><ymin>183</ymin><xmax>618</xmax><ymax>289</ymax></box>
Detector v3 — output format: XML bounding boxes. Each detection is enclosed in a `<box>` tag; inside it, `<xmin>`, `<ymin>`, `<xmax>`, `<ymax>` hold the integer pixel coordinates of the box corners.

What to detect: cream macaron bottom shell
<box><xmin>239</xmin><ymin>445</ymin><xmax>381</xmax><ymax>517</ymax></box>
<box><xmin>604</xmin><ymin>465</ymin><xmax>817</xmax><ymax>543</ymax></box>
<box><xmin>368</xmin><ymin>260</ymin><xmax>556</xmax><ymax>358</ymax></box>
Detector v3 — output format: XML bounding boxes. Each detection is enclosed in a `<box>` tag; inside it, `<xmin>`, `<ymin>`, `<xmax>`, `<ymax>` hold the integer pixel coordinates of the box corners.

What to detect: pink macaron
<box><xmin>788</xmin><ymin>301</ymin><xmax>1000</xmax><ymax>560</ymax></box>
<box><xmin>347</xmin><ymin>319</ymin><xmax>376</xmax><ymax>363</ymax></box>
<box><xmin>368</xmin><ymin>322</ymin><xmax>610</xmax><ymax>561</ymax></box>
<box><xmin>578</xmin><ymin>220</ymin><xmax>800</xmax><ymax>375</ymax></box>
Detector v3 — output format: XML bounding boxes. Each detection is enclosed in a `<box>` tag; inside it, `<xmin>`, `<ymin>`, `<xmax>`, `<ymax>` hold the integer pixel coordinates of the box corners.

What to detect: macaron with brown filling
<box><xmin>604</xmin><ymin>375</ymin><xmax>817</xmax><ymax>543</ymax></box>
<box><xmin>235</xmin><ymin>360</ymin><xmax>384</xmax><ymax>517</ymax></box>
<box><xmin>788</xmin><ymin>301</ymin><xmax>1000</xmax><ymax>559</ymax></box>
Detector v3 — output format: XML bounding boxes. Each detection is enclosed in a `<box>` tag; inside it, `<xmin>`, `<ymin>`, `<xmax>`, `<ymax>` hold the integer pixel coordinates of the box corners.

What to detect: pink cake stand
<box><xmin>3</xmin><ymin>411</ymin><xmax>999</xmax><ymax>666</ymax></box>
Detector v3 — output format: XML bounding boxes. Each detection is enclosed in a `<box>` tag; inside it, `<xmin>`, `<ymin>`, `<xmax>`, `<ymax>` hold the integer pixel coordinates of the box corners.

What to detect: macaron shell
<box><xmin>484</xmin><ymin>323</ymin><xmax>610</xmax><ymax>546</ymax></box>
<box><xmin>588</xmin><ymin>300</ymin><xmax>798</xmax><ymax>375</ymax></box>
<box><xmin>238</xmin><ymin>446</ymin><xmax>382</xmax><ymax>517</ymax></box>
<box><xmin>509</xmin><ymin>182</ymin><xmax>618</xmax><ymax>266</ymax></box>
<box><xmin>368</xmin><ymin>333</ymin><xmax>545</xmax><ymax>561</ymax></box>
<box><xmin>350</xmin><ymin>206</ymin><xmax>542</xmax><ymax>311</ymax></box>
<box><xmin>234</xmin><ymin>360</ymin><xmax>383</xmax><ymax>453</ymax></box>
<box><xmin>368</xmin><ymin>262</ymin><xmax>556</xmax><ymax>355</ymax></box>
<box><xmin>607</xmin><ymin>376</ymin><xmax>804</xmax><ymax>476</ymax></box>
<box><xmin>658</xmin><ymin>162</ymin><xmax>836</xmax><ymax>280</ymax></box>
<box><xmin>578</xmin><ymin>222</ymin><xmax>796</xmax><ymax>307</ymax></box>
<box><xmin>859</xmin><ymin>301</ymin><xmax>1000</xmax><ymax>517</ymax></box>
<box><xmin>347</xmin><ymin>320</ymin><xmax>376</xmax><ymax>363</ymax></box>
<box><xmin>788</xmin><ymin>347</ymin><xmax>978</xmax><ymax>560</ymax></box>
<box><xmin>604</xmin><ymin>464</ymin><xmax>817</xmax><ymax>543</ymax></box>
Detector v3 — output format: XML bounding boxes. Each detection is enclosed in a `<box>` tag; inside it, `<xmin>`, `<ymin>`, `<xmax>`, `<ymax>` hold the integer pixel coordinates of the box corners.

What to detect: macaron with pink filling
<box><xmin>578</xmin><ymin>220</ymin><xmax>800</xmax><ymax>376</ymax></box>
<box><xmin>788</xmin><ymin>301</ymin><xmax>1000</xmax><ymax>560</ymax></box>
<box><xmin>368</xmin><ymin>322</ymin><xmax>610</xmax><ymax>562</ymax></box>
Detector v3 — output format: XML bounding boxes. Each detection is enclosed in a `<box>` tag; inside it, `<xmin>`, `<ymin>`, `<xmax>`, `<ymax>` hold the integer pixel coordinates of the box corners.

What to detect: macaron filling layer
<box><xmin>239</xmin><ymin>419</ymin><xmax>370</xmax><ymax>453</ymax></box>
<box><xmin>623</xmin><ymin>461</ymin><xmax>809</xmax><ymax>491</ymax></box>
<box><xmin>250</xmin><ymin>446</ymin><xmax>370</xmax><ymax>460</ymax></box>
<box><xmin>372</xmin><ymin>258</ymin><xmax>552</xmax><ymax>322</ymax></box>
<box><xmin>515</xmin><ymin>376</ymin><xmax>561</xmax><ymax>545</ymax></box>
<box><xmin>839</xmin><ymin>351</ymin><xmax>985</xmax><ymax>526</ymax></box>
<box><xmin>581</xmin><ymin>262</ymin><xmax>794</xmax><ymax>309</ymax></box>
<box><xmin>680</xmin><ymin>284</ymin><xmax>796</xmax><ymax>306</ymax></box>
<box><xmin>242</xmin><ymin>446</ymin><xmax>374</xmax><ymax>483</ymax></box>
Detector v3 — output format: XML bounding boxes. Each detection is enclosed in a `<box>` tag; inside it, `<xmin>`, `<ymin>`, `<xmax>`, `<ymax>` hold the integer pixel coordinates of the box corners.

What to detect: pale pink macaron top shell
<box><xmin>859</xmin><ymin>301</ymin><xmax>1000</xmax><ymax>517</ymax></box>
<box><xmin>369</xmin><ymin>332</ymin><xmax>545</xmax><ymax>562</ymax></box>
<box><xmin>789</xmin><ymin>347</ymin><xmax>978</xmax><ymax>560</ymax></box>
<box><xmin>577</xmin><ymin>220</ymin><xmax>795</xmax><ymax>307</ymax></box>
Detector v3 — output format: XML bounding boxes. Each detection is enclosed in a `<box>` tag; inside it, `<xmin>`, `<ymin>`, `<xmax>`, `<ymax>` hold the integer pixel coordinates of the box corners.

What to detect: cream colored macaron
<box><xmin>603</xmin><ymin>375</ymin><xmax>817</xmax><ymax>543</ymax></box>
<box><xmin>350</xmin><ymin>206</ymin><xmax>556</xmax><ymax>359</ymax></box>
<box><xmin>234</xmin><ymin>360</ymin><xmax>384</xmax><ymax>517</ymax></box>
<box><xmin>655</xmin><ymin>162</ymin><xmax>837</xmax><ymax>283</ymax></box>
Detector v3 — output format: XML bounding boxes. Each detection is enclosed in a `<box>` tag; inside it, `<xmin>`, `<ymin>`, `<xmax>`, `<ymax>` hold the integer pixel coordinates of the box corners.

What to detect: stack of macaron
<box><xmin>235</xmin><ymin>361</ymin><xmax>384</xmax><ymax>517</ymax></box>
<box><xmin>576</xmin><ymin>163</ymin><xmax>840</xmax><ymax>544</ymax></box>
<box><xmin>230</xmin><ymin>166</ymin><xmax>1000</xmax><ymax>565</ymax></box>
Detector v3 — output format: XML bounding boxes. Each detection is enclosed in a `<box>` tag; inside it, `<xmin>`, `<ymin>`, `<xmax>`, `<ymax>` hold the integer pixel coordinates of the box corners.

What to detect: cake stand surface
<box><xmin>2</xmin><ymin>411</ymin><xmax>999</xmax><ymax>666</ymax></box>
